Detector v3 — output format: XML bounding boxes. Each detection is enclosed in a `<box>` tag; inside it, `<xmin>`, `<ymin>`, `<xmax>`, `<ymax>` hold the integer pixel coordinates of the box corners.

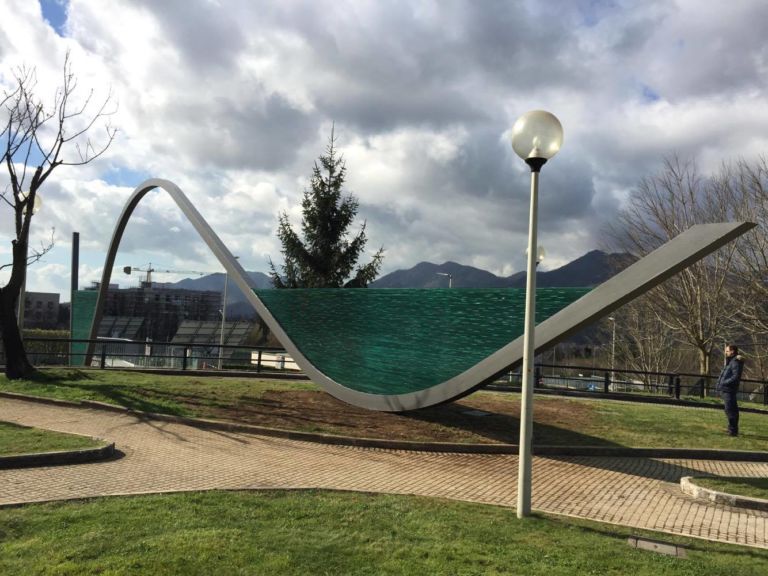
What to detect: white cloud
<box><xmin>1</xmin><ymin>0</ymin><xmax>767</xmax><ymax>299</ymax></box>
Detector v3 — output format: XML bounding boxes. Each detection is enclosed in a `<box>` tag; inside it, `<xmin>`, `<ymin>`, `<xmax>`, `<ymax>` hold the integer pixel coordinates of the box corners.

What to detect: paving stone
<box><xmin>1</xmin><ymin>397</ymin><xmax>767</xmax><ymax>548</ymax></box>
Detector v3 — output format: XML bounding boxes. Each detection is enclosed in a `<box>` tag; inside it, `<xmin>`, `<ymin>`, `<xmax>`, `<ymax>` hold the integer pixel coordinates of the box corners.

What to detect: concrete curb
<box><xmin>0</xmin><ymin>441</ymin><xmax>116</xmax><ymax>469</ymax></box>
<box><xmin>680</xmin><ymin>476</ymin><xmax>768</xmax><ymax>511</ymax></box>
<box><xmin>3</xmin><ymin>390</ymin><xmax>768</xmax><ymax>460</ymax></box>
<box><xmin>534</xmin><ymin>446</ymin><xmax>768</xmax><ymax>461</ymax></box>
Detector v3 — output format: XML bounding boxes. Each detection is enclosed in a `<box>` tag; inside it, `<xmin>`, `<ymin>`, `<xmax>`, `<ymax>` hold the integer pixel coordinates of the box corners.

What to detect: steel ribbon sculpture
<box><xmin>85</xmin><ymin>179</ymin><xmax>754</xmax><ymax>412</ymax></box>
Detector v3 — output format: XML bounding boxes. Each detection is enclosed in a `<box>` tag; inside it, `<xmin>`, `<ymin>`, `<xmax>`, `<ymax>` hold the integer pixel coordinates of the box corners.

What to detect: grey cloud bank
<box><xmin>1</xmin><ymin>0</ymin><xmax>767</xmax><ymax>296</ymax></box>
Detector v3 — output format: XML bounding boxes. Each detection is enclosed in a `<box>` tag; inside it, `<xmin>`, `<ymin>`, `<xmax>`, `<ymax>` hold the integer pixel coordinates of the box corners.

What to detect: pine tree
<box><xmin>269</xmin><ymin>129</ymin><xmax>384</xmax><ymax>288</ymax></box>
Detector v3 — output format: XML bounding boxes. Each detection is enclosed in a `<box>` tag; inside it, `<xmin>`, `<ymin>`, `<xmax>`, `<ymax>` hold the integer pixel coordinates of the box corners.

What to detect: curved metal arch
<box><xmin>85</xmin><ymin>178</ymin><xmax>270</xmax><ymax>365</ymax></box>
<box><xmin>85</xmin><ymin>178</ymin><xmax>755</xmax><ymax>412</ymax></box>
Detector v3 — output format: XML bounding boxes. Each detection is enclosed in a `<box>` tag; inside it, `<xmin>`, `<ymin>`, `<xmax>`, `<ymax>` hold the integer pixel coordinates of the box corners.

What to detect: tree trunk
<box><xmin>699</xmin><ymin>348</ymin><xmax>710</xmax><ymax>377</ymax></box>
<box><xmin>0</xmin><ymin>286</ymin><xmax>35</xmax><ymax>379</ymax></box>
<box><xmin>698</xmin><ymin>347</ymin><xmax>711</xmax><ymax>396</ymax></box>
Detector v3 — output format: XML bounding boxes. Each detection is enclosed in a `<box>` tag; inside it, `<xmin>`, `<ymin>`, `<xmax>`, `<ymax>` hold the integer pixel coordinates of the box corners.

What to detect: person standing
<box><xmin>716</xmin><ymin>344</ymin><xmax>744</xmax><ymax>437</ymax></box>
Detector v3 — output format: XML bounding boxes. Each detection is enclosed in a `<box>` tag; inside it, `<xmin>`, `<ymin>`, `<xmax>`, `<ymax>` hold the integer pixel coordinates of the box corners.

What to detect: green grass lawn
<box><xmin>2</xmin><ymin>368</ymin><xmax>768</xmax><ymax>451</ymax></box>
<box><xmin>0</xmin><ymin>367</ymin><xmax>317</xmax><ymax>416</ymax></box>
<box><xmin>549</xmin><ymin>398</ymin><xmax>768</xmax><ymax>451</ymax></box>
<box><xmin>693</xmin><ymin>477</ymin><xmax>768</xmax><ymax>501</ymax></box>
<box><xmin>1</xmin><ymin>490</ymin><xmax>766</xmax><ymax>575</ymax></box>
<box><xmin>0</xmin><ymin>421</ymin><xmax>104</xmax><ymax>457</ymax></box>
<box><xmin>680</xmin><ymin>394</ymin><xmax>768</xmax><ymax>411</ymax></box>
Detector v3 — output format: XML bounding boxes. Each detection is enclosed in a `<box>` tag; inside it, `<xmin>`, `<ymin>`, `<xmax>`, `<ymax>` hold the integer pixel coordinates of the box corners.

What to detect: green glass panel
<box><xmin>255</xmin><ymin>288</ymin><xmax>589</xmax><ymax>395</ymax></box>
<box><xmin>71</xmin><ymin>290</ymin><xmax>98</xmax><ymax>366</ymax></box>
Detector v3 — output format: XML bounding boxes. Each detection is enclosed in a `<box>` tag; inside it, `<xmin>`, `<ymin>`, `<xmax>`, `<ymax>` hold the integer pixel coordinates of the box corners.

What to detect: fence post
<box><xmin>667</xmin><ymin>374</ymin><xmax>674</xmax><ymax>396</ymax></box>
<box><xmin>256</xmin><ymin>350</ymin><xmax>262</xmax><ymax>373</ymax></box>
<box><xmin>182</xmin><ymin>347</ymin><xmax>188</xmax><ymax>371</ymax></box>
<box><xmin>764</xmin><ymin>383</ymin><xmax>767</xmax><ymax>405</ymax></box>
<box><xmin>674</xmin><ymin>376</ymin><xmax>681</xmax><ymax>400</ymax></box>
<box><xmin>99</xmin><ymin>343</ymin><xmax>107</xmax><ymax>369</ymax></box>
<box><xmin>700</xmin><ymin>377</ymin><xmax>705</xmax><ymax>399</ymax></box>
<box><xmin>603</xmin><ymin>371</ymin><xmax>610</xmax><ymax>394</ymax></box>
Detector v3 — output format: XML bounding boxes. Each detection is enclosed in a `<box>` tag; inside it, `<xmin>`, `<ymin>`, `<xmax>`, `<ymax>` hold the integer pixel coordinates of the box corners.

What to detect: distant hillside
<box><xmin>159</xmin><ymin>271</ymin><xmax>272</xmax><ymax>310</ymax></box>
<box><xmin>371</xmin><ymin>251</ymin><xmax>635</xmax><ymax>289</ymax></box>
<box><xmin>167</xmin><ymin>271</ymin><xmax>273</xmax><ymax>294</ymax></box>
<box><xmin>369</xmin><ymin>261</ymin><xmax>507</xmax><ymax>288</ymax></box>
<box><xmin>506</xmin><ymin>250</ymin><xmax>636</xmax><ymax>288</ymax></box>
<box><xmin>154</xmin><ymin>251</ymin><xmax>634</xmax><ymax>317</ymax></box>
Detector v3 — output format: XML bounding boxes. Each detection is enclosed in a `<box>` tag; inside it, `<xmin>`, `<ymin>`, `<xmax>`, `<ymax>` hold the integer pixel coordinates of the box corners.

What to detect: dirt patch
<box><xmin>195</xmin><ymin>389</ymin><xmax>599</xmax><ymax>445</ymax></box>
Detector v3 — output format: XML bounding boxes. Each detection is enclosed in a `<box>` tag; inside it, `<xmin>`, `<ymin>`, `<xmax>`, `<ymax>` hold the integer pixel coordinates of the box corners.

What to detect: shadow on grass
<box><xmin>6</xmin><ymin>377</ymin><xmax>759</xmax><ymax>482</ymax></box>
<box><xmin>404</xmin><ymin>403</ymin><xmax>717</xmax><ymax>480</ymax></box>
<box><xmin>403</xmin><ymin>401</ymin><xmax>624</xmax><ymax>447</ymax></box>
<box><xmin>27</xmin><ymin>369</ymin><xmax>94</xmax><ymax>383</ymax></box>
<box><xmin>232</xmin><ymin>394</ymin><xmax>376</xmax><ymax>429</ymax></box>
<box><xmin>37</xmin><ymin>379</ymin><xmax>190</xmax><ymax>418</ymax></box>
<box><xmin>743</xmin><ymin>433</ymin><xmax>768</xmax><ymax>441</ymax></box>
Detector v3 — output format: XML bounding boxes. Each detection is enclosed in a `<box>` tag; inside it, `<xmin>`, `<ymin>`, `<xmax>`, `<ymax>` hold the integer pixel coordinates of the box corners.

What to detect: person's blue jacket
<box><xmin>716</xmin><ymin>355</ymin><xmax>744</xmax><ymax>393</ymax></box>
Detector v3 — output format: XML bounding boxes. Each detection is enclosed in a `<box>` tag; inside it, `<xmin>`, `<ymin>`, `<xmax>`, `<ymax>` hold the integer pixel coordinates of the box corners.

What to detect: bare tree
<box><xmin>605</xmin><ymin>157</ymin><xmax>740</xmax><ymax>378</ymax></box>
<box><xmin>611</xmin><ymin>297</ymin><xmax>685</xmax><ymax>383</ymax></box>
<box><xmin>0</xmin><ymin>54</ymin><xmax>116</xmax><ymax>379</ymax></box>
<box><xmin>714</xmin><ymin>157</ymin><xmax>768</xmax><ymax>379</ymax></box>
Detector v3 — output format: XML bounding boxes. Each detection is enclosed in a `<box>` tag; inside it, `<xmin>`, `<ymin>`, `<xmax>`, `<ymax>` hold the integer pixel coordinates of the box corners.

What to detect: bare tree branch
<box><xmin>1</xmin><ymin>53</ymin><xmax>117</xmax><ymax>379</ymax></box>
<box><xmin>0</xmin><ymin>227</ymin><xmax>55</xmax><ymax>272</ymax></box>
<box><xmin>603</xmin><ymin>156</ymin><xmax>742</xmax><ymax>376</ymax></box>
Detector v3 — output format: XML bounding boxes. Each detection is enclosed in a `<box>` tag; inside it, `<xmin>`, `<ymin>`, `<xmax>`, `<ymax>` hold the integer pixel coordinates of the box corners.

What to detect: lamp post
<box><xmin>436</xmin><ymin>272</ymin><xmax>453</xmax><ymax>288</ymax></box>
<box><xmin>526</xmin><ymin>245</ymin><xmax>547</xmax><ymax>267</ymax></box>
<box><xmin>510</xmin><ymin>110</ymin><xmax>563</xmax><ymax>518</ymax></box>
<box><xmin>218</xmin><ymin>256</ymin><xmax>238</xmax><ymax>370</ymax></box>
<box><xmin>218</xmin><ymin>272</ymin><xmax>228</xmax><ymax>370</ymax></box>
<box><xmin>609</xmin><ymin>316</ymin><xmax>616</xmax><ymax>385</ymax></box>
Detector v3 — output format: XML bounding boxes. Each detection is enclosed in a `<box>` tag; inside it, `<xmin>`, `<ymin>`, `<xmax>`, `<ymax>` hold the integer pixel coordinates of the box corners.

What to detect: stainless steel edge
<box><xmin>85</xmin><ymin>180</ymin><xmax>754</xmax><ymax>412</ymax></box>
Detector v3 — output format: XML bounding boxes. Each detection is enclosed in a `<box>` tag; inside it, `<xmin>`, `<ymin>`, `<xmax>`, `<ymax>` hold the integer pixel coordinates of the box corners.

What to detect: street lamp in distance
<box><xmin>436</xmin><ymin>272</ymin><xmax>453</xmax><ymax>288</ymax></box>
<box><xmin>510</xmin><ymin>109</ymin><xmax>563</xmax><ymax>519</ymax></box>
<box><xmin>219</xmin><ymin>256</ymin><xmax>239</xmax><ymax>370</ymax></box>
<box><xmin>525</xmin><ymin>245</ymin><xmax>547</xmax><ymax>267</ymax></box>
<box><xmin>609</xmin><ymin>316</ymin><xmax>616</xmax><ymax>384</ymax></box>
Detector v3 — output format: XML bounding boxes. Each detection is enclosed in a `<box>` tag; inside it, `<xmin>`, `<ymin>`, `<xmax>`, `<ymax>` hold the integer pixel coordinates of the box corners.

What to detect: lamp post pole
<box><xmin>218</xmin><ymin>256</ymin><xmax>238</xmax><ymax>370</ymax></box>
<box><xmin>510</xmin><ymin>110</ymin><xmax>563</xmax><ymax>518</ymax></box>
<box><xmin>517</xmin><ymin>163</ymin><xmax>541</xmax><ymax>518</ymax></box>
<box><xmin>436</xmin><ymin>272</ymin><xmax>453</xmax><ymax>288</ymax></box>
<box><xmin>218</xmin><ymin>272</ymin><xmax>229</xmax><ymax>370</ymax></box>
<box><xmin>609</xmin><ymin>316</ymin><xmax>616</xmax><ymax>384</ymax></box>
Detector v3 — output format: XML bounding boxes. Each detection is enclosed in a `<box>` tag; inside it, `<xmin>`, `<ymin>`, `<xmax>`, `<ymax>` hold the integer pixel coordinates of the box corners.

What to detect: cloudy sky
<box><xmin>2</xmin><ymin>0</ymin><xmax>767</xmax><ymax>299</ymax></box>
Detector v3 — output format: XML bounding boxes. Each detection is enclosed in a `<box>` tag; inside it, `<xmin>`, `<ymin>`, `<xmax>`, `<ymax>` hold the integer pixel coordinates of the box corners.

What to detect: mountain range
<box><xmin>162</xmin><ymin>250</ymin><xmax>633</xmax><ymax>318</ymax></box>
<box><xmin>368</xmin><ymin>250</ymin><xmax>634</xmax><ymax>289</ymax></box>
<box><xmin>159</xmin><ymin>271</ymin><xmax>272</xmax><ymax>319</ymax></box>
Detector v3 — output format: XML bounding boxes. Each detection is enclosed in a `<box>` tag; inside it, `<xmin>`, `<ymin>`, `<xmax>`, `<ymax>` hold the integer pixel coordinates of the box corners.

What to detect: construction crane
<box><xmin>122</xmin><ymin>263</ymin><xmax>207</xmax><ymax>287</ymax></box>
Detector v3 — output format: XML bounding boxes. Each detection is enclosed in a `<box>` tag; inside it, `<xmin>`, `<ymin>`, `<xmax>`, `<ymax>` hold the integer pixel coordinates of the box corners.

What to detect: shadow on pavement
<box><xmin>542</xmin><ymin>514</ymin><xmax>768</xmax><ymax>557</ymax></box>
<box><xmin>541</xmin><ymin>454</ymin><xmax>713</xmax><ymax>482</ymax></box>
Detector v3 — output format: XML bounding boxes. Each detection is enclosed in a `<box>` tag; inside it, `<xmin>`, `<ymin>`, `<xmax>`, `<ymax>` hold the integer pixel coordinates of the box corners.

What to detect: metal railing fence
<box><xmin>513</xmin><ymin>362</ymin><xmax>768</xmax><ymax>405</ymax></box>
<box><xmin>2</xmin><ymin>337</ymin><xmax>299</xmax><ymax>374</ymax></box>
<box><xmin>2</xmin><ymin>337</ymin><xmax>767</xmax><ymax>405</ymax></box>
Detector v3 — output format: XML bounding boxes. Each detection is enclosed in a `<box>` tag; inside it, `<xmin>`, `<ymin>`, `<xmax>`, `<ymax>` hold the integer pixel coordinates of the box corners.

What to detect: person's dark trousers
<box><xmin>721</xmin><ymin>390</ymin><xmax>739</xmax><ymax>436</ymax></box>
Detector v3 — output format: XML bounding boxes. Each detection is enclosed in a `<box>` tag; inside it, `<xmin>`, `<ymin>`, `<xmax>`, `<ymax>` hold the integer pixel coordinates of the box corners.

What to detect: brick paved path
<box><xmin>1</xmin><ymin>398</ymin><xmax>767</xmax><ymax>548</ymax></box>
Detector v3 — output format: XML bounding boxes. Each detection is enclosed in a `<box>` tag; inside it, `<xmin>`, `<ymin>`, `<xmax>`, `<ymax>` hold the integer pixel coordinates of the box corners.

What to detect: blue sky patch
<box><xmin>40</xmin><ymin>0</ymin><xmax>68</xmax><ymax>36</ymax></box>
<box><xmin>104</xmin><ymin>165</ymin><xmax>153</xmax><ymax>188</ymax></box>
<box><xmin>641</xmin><ymin>84</ymin><xmax>660</xmax><ymax>102</ymax></box>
